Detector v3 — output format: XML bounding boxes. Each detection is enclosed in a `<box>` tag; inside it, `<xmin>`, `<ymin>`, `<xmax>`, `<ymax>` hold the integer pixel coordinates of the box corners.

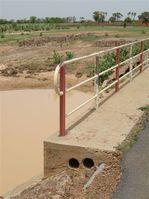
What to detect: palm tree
<box><xmin>127</xmin><ymin>12</ymin><xmax>131</xmax><ymax>17</ymax></box>
<box><xmin>128</xmin><ymin>12</ymin><xmax>137</xmax><ymax>21</ymax></box>
<box><xmin>133</xmin><ymin>12</ymin><xmax>137</xmax><ymax>20</ymax></box>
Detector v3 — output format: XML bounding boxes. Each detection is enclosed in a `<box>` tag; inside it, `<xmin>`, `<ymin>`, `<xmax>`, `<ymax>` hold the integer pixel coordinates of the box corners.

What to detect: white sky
<box><xmin>0</xmin><ymin>0</ymin><xmax>148</xmax><ymax>20</ymax></box>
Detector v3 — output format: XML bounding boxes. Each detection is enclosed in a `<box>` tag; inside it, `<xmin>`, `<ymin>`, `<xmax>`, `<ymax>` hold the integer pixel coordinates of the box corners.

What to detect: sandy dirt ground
<box><xmin>0</xmin><ymin>32</ymin><xmax>139</xmax><ymax>91</ymax></box>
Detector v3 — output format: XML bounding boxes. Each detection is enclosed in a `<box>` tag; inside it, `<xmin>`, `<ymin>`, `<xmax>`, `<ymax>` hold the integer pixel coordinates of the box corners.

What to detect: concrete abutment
<box><xmin>44</xmin><ymin>141</ymin><xmax>121</xmax><ymax>177</ymax></box>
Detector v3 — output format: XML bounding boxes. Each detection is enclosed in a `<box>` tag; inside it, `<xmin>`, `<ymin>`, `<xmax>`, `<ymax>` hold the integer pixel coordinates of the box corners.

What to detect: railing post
<box><xmin>115</xmin><ymin>48</ymin><xmax>120</xmax><ymax>92</ymax></box>
<box><xmin>129</xmin><ymin>45</ymin><xmax>133</xmax><ymax>81</ymax></box>
<box><xmin>95</xmin><ymin>56</ymin><xmax>100</xmax><ymax>109</ymax></box>
<box><xmin>140</xmin><ymin>41</ymin><xmax>144</xmax><ymax>73</ymax></box>
<box><xmin>60</xmin><ymin>66</ymin><xmax>66</xmax><ymax>136</ymax></box>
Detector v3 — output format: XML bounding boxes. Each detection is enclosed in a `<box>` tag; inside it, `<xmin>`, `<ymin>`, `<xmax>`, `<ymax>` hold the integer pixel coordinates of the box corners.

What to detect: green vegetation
<box><xmin>138</xmin><ymin>12</ymin><xmax>149</xmax><ymax>26</ymax></box>
<box><xmin>93</xmin><ymin>11</ymin><xmax>107</xmax><ymax>23</ymax></box>
<box><xmin>109</xmin><ymin>12</ymin><xmax>123</xmax><ymax>23</ymax></box>
<box><xmin>51</xmin><ymin>50</ymin><xmax>74</xmax><ymax>65</ymax></box>
<box><xmin>52</xmin><ymin>50</ymin><xmax>63</xmax><ymax>64</ymax></box>
<box><xmin>139</xmin><ymin>105</ymin><xmax>149</xmax><ymax>111</ymax></box>
<box><xmin>96</xmin><ymin>39</ymin><xmax>149</xmax><ymax>83</ymax></box>
<box><xmin>98</xmin><ymin>53</ymin><xmax>115</xmax><ymax>83</ymax></box>
<box><xmin>0</xmin><ymin>33</ymin><xmax>5</xmax><ymax>38</ymax></box>
<box><xmin>66</xmin><ymin>51</ymin><xmax>74</xmax><ymax>60</ymax></box>
<box><xmin>49</xmin><ymin>39</ymin><xmax>149</xmax><ymax>77</ymax></box>
<box><xmin>0</xmin><ymin>11</ymin><xmax>148</xmax><ymax>35</ymax></box>
<box><xmin>0</xmin><ymin>26</ymin><xmax>148</xmax><ymax>45</ymax></box>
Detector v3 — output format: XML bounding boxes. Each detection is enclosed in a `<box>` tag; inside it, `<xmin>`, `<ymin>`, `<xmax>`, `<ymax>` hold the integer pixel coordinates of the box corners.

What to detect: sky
<box><xmin>0</xmin><ymin>0</ymin><xmax>149</xmax><ymax>20</ymax></box>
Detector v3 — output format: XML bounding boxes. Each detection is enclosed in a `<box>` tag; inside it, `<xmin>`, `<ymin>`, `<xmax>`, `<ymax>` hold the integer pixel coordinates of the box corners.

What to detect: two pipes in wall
<box><xmin>69</xmin><ymin>158</ymin><xmax>95</xmax><ymax>169</ymax></box>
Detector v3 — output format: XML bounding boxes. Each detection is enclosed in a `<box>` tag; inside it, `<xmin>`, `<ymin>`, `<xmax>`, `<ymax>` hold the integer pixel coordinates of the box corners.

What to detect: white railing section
<box><xmin>53</xmin><ymin>38</ymin><xmax>149</xmax><ymax>136</ymax></box>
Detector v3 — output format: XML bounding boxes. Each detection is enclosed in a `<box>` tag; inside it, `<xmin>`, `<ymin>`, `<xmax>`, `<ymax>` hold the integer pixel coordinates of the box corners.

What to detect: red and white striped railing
<box><xmin>54</xmin><ymin>38</ymin><xmax>149</xmax><ymax>136</ymax></box>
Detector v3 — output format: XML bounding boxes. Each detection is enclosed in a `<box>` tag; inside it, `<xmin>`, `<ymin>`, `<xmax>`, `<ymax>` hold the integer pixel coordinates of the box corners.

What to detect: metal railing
<box><xmin>54</xmin><ymin>38</ymin><xmax>149</xmax><ymax>136</ymax></box>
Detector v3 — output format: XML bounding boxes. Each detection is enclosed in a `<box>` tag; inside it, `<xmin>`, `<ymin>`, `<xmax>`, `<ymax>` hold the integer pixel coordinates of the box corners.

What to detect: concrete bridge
<box><xmin>44</xmin><ymin>39</ymin><xmax>149</xmax><ymax>179</ymax></box>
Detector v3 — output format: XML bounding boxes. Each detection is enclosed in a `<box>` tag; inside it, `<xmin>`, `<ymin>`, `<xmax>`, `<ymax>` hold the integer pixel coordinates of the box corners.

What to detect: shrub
<box><xmin>52</xmin><ymin>50</ymin><xmax>63</xmax><ymax>64</ymax></box>
<box><xmin>144</xmin><ymin>40</ymin><xmax>149</xmax><ymax>50</ymax></box>
<box><xmin>132</xmin><ymin>44</ymin><xmax>140</xmax><ymax>56</ymax></box>
<box><xmin>120</xmin><ymin>47</ymin><xmax>129</xmax><ymax>62</ymax></box>
<box><xmin>97</xmin><ymin>52</ymin><xmax>116</xmax><ymax>83</ymax></box>
<box><xmin>66</xmin><ymin>51</ymin><xmax>74</xmax><ymax>60</ymax></box>
<box><xmin>0</xmin><ymin>33</ymin><xmax>5</xmax><ymax>38</ymax></box>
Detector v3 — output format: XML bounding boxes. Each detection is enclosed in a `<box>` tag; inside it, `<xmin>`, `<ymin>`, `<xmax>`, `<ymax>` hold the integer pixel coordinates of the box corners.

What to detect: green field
<box><xmin>0</xmin><ymin>25</ymin><xmax>149</xmax><ymax>44</ymax></box>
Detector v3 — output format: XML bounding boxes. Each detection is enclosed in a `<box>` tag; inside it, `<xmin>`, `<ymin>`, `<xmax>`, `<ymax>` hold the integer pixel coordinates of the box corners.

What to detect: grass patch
<box><xmin>0</xmin><ymin>33</ymin><xmax>33</xmax><ymax>44</ymax></box>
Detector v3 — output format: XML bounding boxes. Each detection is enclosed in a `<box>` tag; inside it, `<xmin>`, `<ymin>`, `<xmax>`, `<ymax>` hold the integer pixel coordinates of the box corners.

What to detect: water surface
<box><xmin>0</xmin><ymin>89</ymin><xmax>92</xmax><ymax>195</ymax></box>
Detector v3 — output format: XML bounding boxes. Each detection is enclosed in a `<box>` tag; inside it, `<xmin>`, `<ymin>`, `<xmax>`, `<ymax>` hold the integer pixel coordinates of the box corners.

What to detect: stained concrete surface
<box><xmin>113</xmin><ymin>121</ymin><xmax>149</xmax><ymax>199</ymax></box>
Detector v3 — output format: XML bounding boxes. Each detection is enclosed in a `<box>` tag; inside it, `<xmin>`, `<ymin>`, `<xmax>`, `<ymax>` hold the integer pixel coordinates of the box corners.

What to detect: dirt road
<box><xmin>113</xmin><ymin>120</ymin><xmax>149</xmax><ymax>199</ymax></box>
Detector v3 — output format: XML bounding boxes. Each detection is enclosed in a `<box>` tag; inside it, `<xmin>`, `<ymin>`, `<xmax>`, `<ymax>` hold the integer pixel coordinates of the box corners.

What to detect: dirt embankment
<box><xmin>9</xmin><ymin>152</ymin><xmax>122</xmax><ymax>199</ymax></box>
<box><xmin>0</xmin><ymin>36</ymin><xmax>136</xmax><ymax>91</ymax></box>
<box><xmin>18</xmin><ymin>33</ymin><xmax>93</xmax><ymax>47</ymax></box>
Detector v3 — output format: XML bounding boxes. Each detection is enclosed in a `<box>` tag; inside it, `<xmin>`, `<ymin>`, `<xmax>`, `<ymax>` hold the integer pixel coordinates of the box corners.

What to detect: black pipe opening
<box><xmin>83</xmin><ymin>158</ymin><xmax>95</xmax><ymax>168</ymax></box>
<box><xmin>68</xmin><ymin>158</ymin><xmax>80</xmax><ymax>168</ymax></box>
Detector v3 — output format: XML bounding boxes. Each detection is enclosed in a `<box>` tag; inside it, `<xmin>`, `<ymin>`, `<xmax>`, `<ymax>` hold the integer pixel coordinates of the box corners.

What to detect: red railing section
<box><xmin>54</xmin><ymin>38</ymin><xmax>149</xmax><ymax>136</ymax></box>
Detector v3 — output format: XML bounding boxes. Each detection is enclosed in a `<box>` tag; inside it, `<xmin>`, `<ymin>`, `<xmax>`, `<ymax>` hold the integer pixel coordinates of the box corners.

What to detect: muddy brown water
<box><xmin>0</xmin><ymin>89</ymin><xmax>92</xmax><ymax>195</ymax></box>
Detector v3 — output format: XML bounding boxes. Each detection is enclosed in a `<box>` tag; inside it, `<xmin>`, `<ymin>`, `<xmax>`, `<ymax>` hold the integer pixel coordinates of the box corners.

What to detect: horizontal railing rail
<box><xmin>53</xmin><ymin>38</ymin><xmax>149</xmax><ymax>136</ymax></box>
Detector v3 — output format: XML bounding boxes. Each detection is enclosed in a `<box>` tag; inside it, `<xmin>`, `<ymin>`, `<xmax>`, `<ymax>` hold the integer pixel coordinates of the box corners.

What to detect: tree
<box><xmin>112</xmin><ymin>12</ymin><xmax>123</xmax><ymax>21</ymax></box>
<box><xmin>109</xmin><ymin>16</ymin><xmax>116</xmax><ymax>23</ymax></box>
<box><xmin>138</xmin><ymin>12</ymin><xmax>149</xmax><ymax>26</ymax></box>
<box><xmin>127</xmin><ymin>12</ymin><xmax>131</xmax><ymax>18</ymax></box>
<box><xmin>93</xmin><ymin>11</ymin><xmax>107</xmax><ymax>23</ymax></box>
<box><xmin>45</xmin><ymin>17</ymin><xmax>50</xmax><ymax>23</ymax></box>
<box><xmin>123</xmin><ymin>17</ymin><xmax>132</xmax><ymax>28</ymax></box>
<box><xmin>124</xmin><ymin>17</ymin><xmax>132</xmax><ymax>23</ymax></box>
<box><xmin>0</xmin><ymin>19</ymin><xmax>8</xmax><ymax>24</ymax></box>
<box><xmin>30</xmin><ymin>16</ymin><xmax>37</xmax><ymax>23</ymax></box>
<box><xmin>127</xmin><ymin>12</ymin><xmax>137</xmax><ymax>21</ymax></box>
<box><xmin>133</xmin><ymin>12</ymin><xmax>137</xmax><ymax>20</ymax></box>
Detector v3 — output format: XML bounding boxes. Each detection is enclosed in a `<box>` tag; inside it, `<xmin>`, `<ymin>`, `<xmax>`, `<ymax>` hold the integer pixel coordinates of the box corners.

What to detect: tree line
<box><xmin>0</xmin><ymin>16</ymin><xmax>76</xmax><ymax>25</ymax></box>
<box><xmin>0</xmin><ymin>11</ymin><xmax>148</xmax><ymax>25</ymax></box>
<box><xmin>92</xmin><ymin>11</ymin><xmax>149</xmax><ymax>25</ymax></box>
